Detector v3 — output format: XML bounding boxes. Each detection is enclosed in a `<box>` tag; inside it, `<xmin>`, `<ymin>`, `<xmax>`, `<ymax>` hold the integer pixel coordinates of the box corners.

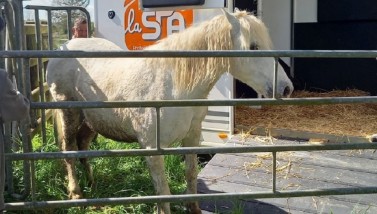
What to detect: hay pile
<box><xmin>235</xmin><ymin>89</ymin><xmax>377</xmax><ymax>137</ymax></box>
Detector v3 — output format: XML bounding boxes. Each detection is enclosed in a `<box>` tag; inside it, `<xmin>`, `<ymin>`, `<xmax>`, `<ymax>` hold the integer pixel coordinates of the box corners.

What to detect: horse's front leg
<box><xmin>56</xmin><ymin>109</ymin><xmax>83</xmax><ymax>199</ymax></box>
<box><xmin>145</xmin><ymin>155</ymin><xmax>171</xmax><ymax>214</ymax></box>
<box><xmin>182</xmin><ymin>128</ymin><xmax>202</xmax><ymax>214</ymax></box>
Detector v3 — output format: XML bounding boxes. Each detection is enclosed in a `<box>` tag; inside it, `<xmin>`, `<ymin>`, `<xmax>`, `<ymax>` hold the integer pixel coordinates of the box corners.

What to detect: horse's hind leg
<box><xmin>145</xmin><ymin>155</ymin><xmax>171</xmax><ymax>214</ymax></box>
<box><xmin>56</xmin><ymin>108</ymin><xmax>83</xmax><ymax>199</ymax></box>
<box><xmin>76</xmin><ymin>122</ymin><xmax>97</xmax><ymax>187</ymax></box>
<box><xmin>182</xmin><ymin>128</ymin><xmax>202</xmax><ymax>214</ymax></box>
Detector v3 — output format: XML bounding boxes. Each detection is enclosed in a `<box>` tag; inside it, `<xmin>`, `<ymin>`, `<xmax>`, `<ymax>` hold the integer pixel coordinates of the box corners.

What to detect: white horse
<box><xmin>46</xmin><ymin>9</ymin><xmax>293</xmax><ymax>214</ymax></box>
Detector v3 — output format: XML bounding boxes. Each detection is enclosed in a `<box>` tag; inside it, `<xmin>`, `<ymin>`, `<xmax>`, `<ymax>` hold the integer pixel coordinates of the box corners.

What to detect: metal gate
<box><xmin>2</xmin><ymin>51</ymin><xmax>377</xmax><ymax>212</ymax></box>
<box><xmin>0</xmin><ymin>1</ymin><xmax>92</xmax><ymax>203</ymax></box>
<box><xmin>1</xmin><ymin>1</ymin><xmax>377</xmax><ymax>212</ymax></box>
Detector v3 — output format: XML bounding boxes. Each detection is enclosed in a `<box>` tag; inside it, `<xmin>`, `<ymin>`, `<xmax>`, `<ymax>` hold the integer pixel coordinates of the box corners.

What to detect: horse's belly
<box><xmin>83</xmin><ymin>109</ymin><xmax>138</xmax><ymax>142</ymax></box>
<box><xmin>82</xmin><ymin>106</ymin><xmax>206</xmax><ymax>147</ymax></box>
<box><xmin>158</xmin><ymin>107</ymin><xmax>203</xmax><ymax>146</ymax></box>
<box><xmin>160</xmin><ymin>119</ymin><xmax>191</xmax><ymax>145</ymax></box>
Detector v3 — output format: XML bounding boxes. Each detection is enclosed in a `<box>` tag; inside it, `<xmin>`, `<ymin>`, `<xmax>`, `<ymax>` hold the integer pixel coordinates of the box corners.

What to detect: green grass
<box><xmin>6</xmin><ymin>125</ymin><xmax>188</xmax><ymax>213</ymax></box>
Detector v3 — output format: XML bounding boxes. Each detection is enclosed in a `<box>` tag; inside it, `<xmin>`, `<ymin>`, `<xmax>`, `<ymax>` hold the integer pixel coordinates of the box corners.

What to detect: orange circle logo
<box><xmin>124</xmin><ymin>0</ymin><xmax>194</xmax><ymax>50</ymax></box>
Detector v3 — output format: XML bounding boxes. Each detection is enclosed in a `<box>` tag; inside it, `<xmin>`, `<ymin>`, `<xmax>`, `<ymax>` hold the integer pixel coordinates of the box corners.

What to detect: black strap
<box><xmin>142</xmin><ymin>0</ymin><xmax>205</xmax><ymax>8</ymax></box>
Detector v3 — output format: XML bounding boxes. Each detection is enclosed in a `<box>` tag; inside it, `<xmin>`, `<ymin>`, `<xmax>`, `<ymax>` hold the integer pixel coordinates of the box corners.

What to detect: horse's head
<box><xmin>224</xmin><ymin>9</ymin><xmax>293</xmax><ymax>98</ymax></box>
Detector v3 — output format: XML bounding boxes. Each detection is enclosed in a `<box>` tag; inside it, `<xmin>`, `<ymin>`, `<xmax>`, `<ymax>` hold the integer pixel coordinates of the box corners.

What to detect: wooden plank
<box><xmin>29</xmin><ymin>58</ymin><xmax>49</xmax><ymax>67</ymax></box>
<box><xmin>24</xmin><ymin>24</ymin><xmax>48</xmax><ymax>35</ymax></box>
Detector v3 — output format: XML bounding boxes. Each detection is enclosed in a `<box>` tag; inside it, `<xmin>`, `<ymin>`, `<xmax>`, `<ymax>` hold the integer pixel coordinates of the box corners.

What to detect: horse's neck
<box><xmin>174</xmin><ymin>70</ymin><xmax>224</xmax><ymax>99</ymax></box>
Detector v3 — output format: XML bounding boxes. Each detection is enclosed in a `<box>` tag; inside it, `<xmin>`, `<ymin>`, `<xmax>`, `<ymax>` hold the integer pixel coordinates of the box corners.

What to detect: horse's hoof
<box><xmin>186</xmin><ymin>203</ymin><xmax>202</xmax><ymax>214</ymax></box>
<box><xmin>189</xmin><ymin>208</ymin><xmax>202</xmax><ymax>214</ymax></box>
<box><xmin>69</xmin><ymin>192</ymin><xmax>83</xmax><ymax>199</ymax></box>
<box><xmin>88</xmin><ymin>180</ymin><xmax>95</xmax><ymax>188</ymax></box>
<box><xmin>369</xmin><ymin>134</ymin><xmax>377</xmax><ymax>142</ymax></box>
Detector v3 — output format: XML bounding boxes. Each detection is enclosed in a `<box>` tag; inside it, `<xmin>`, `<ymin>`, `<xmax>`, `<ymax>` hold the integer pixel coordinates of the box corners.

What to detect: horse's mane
<box><xmin>144</xmin><ymin>11</ymin><xmax>243</xmax><ymax>95</ymax></box>
<box><xmin>145</xmin><ymin>10</ymin><xmax>270</xmax><ymax>96</ymax></box>
<box><xmin>235</xmin><ymin>11</ymin><xmax>273</xmax><ymax>50</ymax></box>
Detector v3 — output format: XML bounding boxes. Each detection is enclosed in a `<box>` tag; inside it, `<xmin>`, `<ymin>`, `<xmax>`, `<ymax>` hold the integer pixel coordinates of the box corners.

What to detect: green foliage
<box><xmin>52</xmin><ymin>0</ymin><xmax>90</xmax><ymax>8</ymax></box>
<box><xmin>230</xmin><ymin>200</ymin><xmax>246</xmax><ymax>214</ymax></box>
<box><xmin>52</xmin><ymin>0</ymin><xmax>90</xmax><ymax>23</ymax></box>
<box><xmin>6</xmin><ymin>126</ymin><xmax>188</xmax><ymax>213</ymax></box>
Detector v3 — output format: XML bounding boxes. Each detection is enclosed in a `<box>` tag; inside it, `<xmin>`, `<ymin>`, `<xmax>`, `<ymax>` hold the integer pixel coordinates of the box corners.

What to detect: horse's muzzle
<box><xmin>265</xmin><ymin>84</ymin><xmax>293</xmax><ymax>98</ymax></box>
<box><xmin>283</xmin><ymin>85</ymin><xmax>293</xmax><ymax>98</ymax></box>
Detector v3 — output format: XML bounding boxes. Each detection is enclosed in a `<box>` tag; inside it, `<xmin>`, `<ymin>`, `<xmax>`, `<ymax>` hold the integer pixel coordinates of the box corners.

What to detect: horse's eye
<box><xmin>250</xmin><ymin>43</ymin><xmax>259</xmax><ymax>50</ymax></box>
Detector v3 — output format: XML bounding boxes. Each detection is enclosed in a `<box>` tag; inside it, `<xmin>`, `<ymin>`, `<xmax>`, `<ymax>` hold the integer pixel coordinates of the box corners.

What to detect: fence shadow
<box><xmin>198</xmin><ymin>178</ymin><xmax>288</xmax><ymax>214</ymax></box>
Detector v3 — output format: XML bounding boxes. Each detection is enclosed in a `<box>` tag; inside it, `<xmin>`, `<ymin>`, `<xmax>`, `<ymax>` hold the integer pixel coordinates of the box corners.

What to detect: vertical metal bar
<box><xmin>0</xmin><ymin>5</ymin><xmax>5</xmax><ymax>68</ymax></box>
<box><xmin>34</xmin><ymin>10</ymin><xmax>47</xmax><ymax>145</ymax></box>
<box><xmin>67</xmin><ymin>10</ymin><xmax>72</xmax><ymax>39</ymax></box>
<box><xmin>3</xmin><ymin>122</ymin><xmax>13</xmax><ymax>196</ymax></box>
<box><xmin>47</xmin><ymin>9</ymin><xmax>54</xmax><ymax>50</ymax></box>
<box><xmin>156</xmin><ymin>107</ymin><xmax>161</xmax><ymax>150</ymax></box>
<box><xmin>257</xmin><ymin>0</ymin><xmax>263</xmax><ymax>18</ymax></box>
<box><xmin>290</xmin><ymin>0</ymin><xmax>295</xmax><ymax>78</ymax></box>
<box><xmin>155</xmin><ymin>106</ymin><xmax>161</xmax><ymax>212</ymax></box>
<box><xmin>10</xmin><ymin>0</ymin><xmax>24</xmax><ymax>91</ymax></box>
<box><xmin>34</xmin><ymin>9</ymin><xmax>41</xmax><ymax>42</ymax></box>
<box><xmin>4</xmin><ymin>1</ymin><xmax>14</xmax><ymax>78</ymax></box>
<box><xmin>273</xmin><ymin>57</ymin><xmax>279</xmax><ymax>98</ymax></box>
<box><xmin>22</xmin><ymin>58</ymin><xmax>33</xmax><ymax>200</ymax></box>
<box><xmin>7</xmin><ymin>0</ymin><xmax>31</xmax><ymax>200</ymax></box>
<box><xmin>272</xmin><ymin>151</ymin><xmax>277</xmax><ymax>193</ymax></box>
<box><xmin>0</xmin><ymin>123</ymin><xmax>4</xmax><ymax>210</ymax></box>
<box><xmin>3</xmin><ymin>1</ymin><xmax>14</xmax><ymax>197</ymax></box>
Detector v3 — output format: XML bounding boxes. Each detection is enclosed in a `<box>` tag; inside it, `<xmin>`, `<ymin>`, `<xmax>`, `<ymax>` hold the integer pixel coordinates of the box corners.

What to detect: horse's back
<box><xmin>46</xmin><ymin>38</ymin><xmax>123</xmax><ymax>99</ymax></box>
<box><xmin>60</xmin><ymin>37</ymin><xmax>123</xmax><ymax>51</ymax></box>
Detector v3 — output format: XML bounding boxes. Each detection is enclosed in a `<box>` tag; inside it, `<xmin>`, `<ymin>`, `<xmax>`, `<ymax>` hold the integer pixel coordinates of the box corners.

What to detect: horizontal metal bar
<box><xmin>1</xmin><ymin>50</ymin><xmax>377</xmax><ymax>58</ymax></box>
<box><xmin>6</xmin><ymin>187</ymin><xmax>377</xmax><ymax>210</ymax></box>
<box><xmin>5</xmin><ymin>143</ymin><xmax>377</xmax><ymax>161</ymax></box>
<box><xmin>201</xmin><ymin>127</ymin><xmax>230</xmax><ymax>132</ymax></box>
<box><xmin>25</xmin><ymin>5</ymin><xmax>88</xmax><ymax>11</ymax></box>
<box><xmin>30</xmin><ymin>96</ymin><xmax>377</xmax><ymax>109</ymax></box>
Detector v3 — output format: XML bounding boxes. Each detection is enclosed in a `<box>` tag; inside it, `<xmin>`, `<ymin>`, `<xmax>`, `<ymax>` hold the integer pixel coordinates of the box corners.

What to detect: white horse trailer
<box><xmin>94</xmin><ymin>0</ymin><xmax>235</xmax><ymax>144</ymax></box>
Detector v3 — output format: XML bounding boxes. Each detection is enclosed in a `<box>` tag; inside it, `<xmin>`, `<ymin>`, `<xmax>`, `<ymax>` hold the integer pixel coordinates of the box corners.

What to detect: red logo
<box><xmin>124</xmin><ymin>0</ymin><xmax>194</xmax><ymax>50</ymax></box>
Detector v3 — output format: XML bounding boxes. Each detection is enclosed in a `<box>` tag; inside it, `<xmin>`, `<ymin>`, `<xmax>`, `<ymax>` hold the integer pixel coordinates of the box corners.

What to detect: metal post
<box><xmin>46</xmin><ymin>10</ymin><xmax>53</xmax><ymax>50</ymax></box>
<box><xmin>67</xmin><ymin>9</ymin><xmax>72</xmax><ymax>39</ymax></box>
<box><xmin>33</xmin><ymin>9</ymin><xmax>47</xmax><ymax>145</ymax></box>
<box><xmin>272</xmin><ymin>151</ymin><xmax>277</xmax><ymax>193</ymax></box>
<box><xmin>0</xmin><ymin>2</ymin><xmax>5</xmax><ymax>68</ymax></box>
<box><xmin>273</xmin><ymin>57</ymin><xmax>279</xmax><ymax>98</ymax></box>
<box><xmin>290</xmin><ymin>0</ymin><xmax>295</xmax><ymax>78</ymax></box>
<box><xmin>4</xmin><ymin>0</ymin><xmax>32</xmax><ymax>200</ymax></box>
<box><xmin>156</xmin><ymin>107</ymin><xmax>161</xmax><ymax>150</ymax></box>
<box><xmin>23</xmin><ymin>58</ymin><xmax>35</xmax><ymax>201</ymax></box>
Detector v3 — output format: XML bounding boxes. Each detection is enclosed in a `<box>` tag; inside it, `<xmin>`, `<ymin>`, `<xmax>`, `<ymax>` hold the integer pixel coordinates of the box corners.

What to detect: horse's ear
<box><xmin>222</xmin><ymin>9</ymin><xmax>241</xmax><ymax>38</ymax></box>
